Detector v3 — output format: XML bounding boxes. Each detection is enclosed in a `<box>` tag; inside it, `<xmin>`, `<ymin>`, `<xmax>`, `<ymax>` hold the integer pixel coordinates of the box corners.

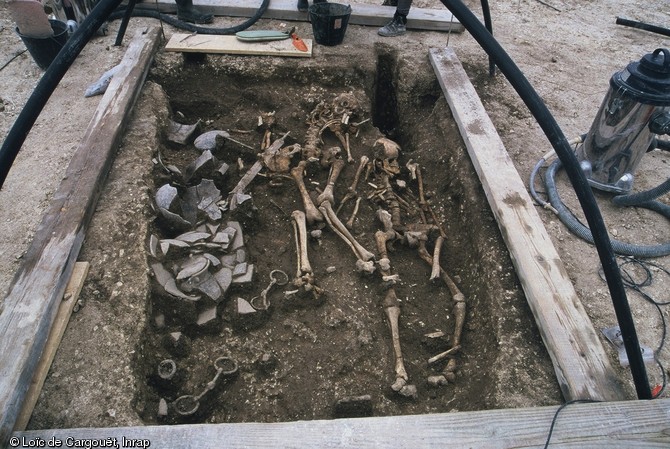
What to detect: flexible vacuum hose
<box><xmin>108</xmin><ymin>0</ymin><xmax>270</xmax><ymax>35</ymax></box>
<box><xmin>0</xmin><ymin>0</ymin><xmax>125</xmax><ymax>189</ymax></box>
<box><xmin>440</xmin><ymin>0</ymin><xmax>652</xmax><ymax>399</ymax></box>
<box><xmin>544</xmin><ymin>159</ymin><xmax>670</xmax><ymax>257</ymax></box>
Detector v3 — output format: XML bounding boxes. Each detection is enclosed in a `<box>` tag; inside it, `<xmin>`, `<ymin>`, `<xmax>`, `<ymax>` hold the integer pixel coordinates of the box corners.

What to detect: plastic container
<box><xmin>308</xmin><ymin>3</ymin><xmax>352</xmax><ymax>46</ymax></box>
<box><xmin>16</xmin><ymin>19</ymin><xmax>68</xmax><ymax>70</ymax></box>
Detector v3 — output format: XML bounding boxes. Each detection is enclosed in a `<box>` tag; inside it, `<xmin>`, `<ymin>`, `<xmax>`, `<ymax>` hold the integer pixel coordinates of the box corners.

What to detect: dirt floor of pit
<box><xmin>125</xmin><ymin>57</ymin><xmax>558</xmax><ymax>424</ymax></box>
<box><xmin>0</xmin><ymin>0</ymin><xmax>668</xmax><ymax>432</ymax></box>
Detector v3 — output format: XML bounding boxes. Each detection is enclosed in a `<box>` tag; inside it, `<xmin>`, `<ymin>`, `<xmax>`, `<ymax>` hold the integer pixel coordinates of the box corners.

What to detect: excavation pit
<box><xmin>128</xmin><ymin>45</ymin><xmax>561</xmax><ymax>425</ymax></box>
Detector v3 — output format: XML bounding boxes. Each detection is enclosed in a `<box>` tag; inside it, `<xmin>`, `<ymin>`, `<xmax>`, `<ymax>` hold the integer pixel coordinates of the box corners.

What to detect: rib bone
<box><xmin>291</xmin><ymin>160</ymin><xmax>323</xmax><ymax>225</ymax></box>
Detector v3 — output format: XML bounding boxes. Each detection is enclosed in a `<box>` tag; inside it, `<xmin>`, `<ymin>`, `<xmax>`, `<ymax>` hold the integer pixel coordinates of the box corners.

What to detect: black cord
<box><xmin>599</xmin><ymin>256</ymin><xmax>669</xmax><ymax>397</ymax></box>
<box><xmin>543</xmin><ymin>399</ymin><xmax>601</xmax><ymax>448</ymax></box>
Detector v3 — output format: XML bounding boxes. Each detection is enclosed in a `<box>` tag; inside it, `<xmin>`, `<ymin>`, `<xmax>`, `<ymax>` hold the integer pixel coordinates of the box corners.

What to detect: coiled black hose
<box><xmin>544</xmin><ymin>159</ymin><xmax>670</xmax><ymax>257</ymax></box>
<box><xmin>440</xmin><ymin>0</ymin><xmax>652</xmax><ymax>399</ymax></box>
<box><xmin>0</xmin><ymin>0</ymin><xmax>125</xmax><ymax>189</ymax></box>
<box><xmin>108</xmin><ymin>0</ymin><xmax>270</xmax><ymax>35</ymax></box>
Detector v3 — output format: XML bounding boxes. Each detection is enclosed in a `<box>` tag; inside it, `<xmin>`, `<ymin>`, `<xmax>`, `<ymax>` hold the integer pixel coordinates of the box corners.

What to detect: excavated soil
<box><xmin>0</xmin><ymin>0</ymin><xmax>668</xmax><ymax>433</ymax></box>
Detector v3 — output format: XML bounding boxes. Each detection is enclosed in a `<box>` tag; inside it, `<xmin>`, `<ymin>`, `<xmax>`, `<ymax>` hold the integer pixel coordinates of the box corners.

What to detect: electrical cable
<box><xmin>598</xmin><ymin>256</ymin><xmax>669</xmax><ymax>398</ymax></box>
<box><xmin>543</xmin><ymin>399</ymin><xmax>602</xmax><ymax>449</ymax></box>
<box><xmin>440</xmin><ymin>0</ymin><xmax>652</xmax><ymax>399</ymax></box>
<box><xmin>107</xmin><ymin>0</ymin><xmax>270</xmax><ymax>35</ymax></box>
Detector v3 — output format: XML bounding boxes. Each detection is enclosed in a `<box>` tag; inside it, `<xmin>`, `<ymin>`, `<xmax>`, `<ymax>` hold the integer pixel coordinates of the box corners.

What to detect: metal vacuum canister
<box><xmin>576</xmin><ymin>48</ymin><xmax>670</xmax><ymax>193</ymax></box>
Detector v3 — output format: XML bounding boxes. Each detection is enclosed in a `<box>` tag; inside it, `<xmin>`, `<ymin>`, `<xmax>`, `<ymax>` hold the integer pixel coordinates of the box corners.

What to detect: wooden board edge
<box><xmin>428</xmin><ymin>47</ymin><xmax>626</xmax><ymax>401</ymax></box>
<box><xmin>142</xmin><ymin>0</ymin><xmax>465</xmax><ymax>32</ymax></box>
<box><xmin>13</xmin><ymin>262</ymin><xmax>90</xmax><ymax>432</ymax></box>
<box><xmin>13</xmin><ymin>399</ymin><xmax>670</xmax><ymax>448</ymax></box>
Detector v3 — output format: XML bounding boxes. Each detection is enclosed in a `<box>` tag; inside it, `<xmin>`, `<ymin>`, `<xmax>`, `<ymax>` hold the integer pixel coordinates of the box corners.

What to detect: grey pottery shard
<box><xmin>179</xmin><ymin>271</ymin><xmax>222</xmax><ymax>302</ymax></box>
<box><xmin>176</xmin><ymin>256</ymin><xmax>210</xmax><ymax>280</ymax></box>
<box><xmin>214</xmin><ymin>267</ymin><xmax>233</xmax><ymax>293</ymax></box>
<box><xmin>155</xmin><ymin>184</ymin><xmax>179</xmax><ymax>211</ymax></box>
<box><xmin>167</xmin><ymin>119</ymin><xmax>200</xmax><ymax>145</ymax></box>
<box><xmin>194</xmin><ymin>130</ymin><xmax>231</xmax><ymax>152</ymax></box>
<box><xmin>175</xmin><ymin>231</ymin><xmax>211</xmax><ymax>244</ymax></box>
<box><xmin>184</xmin><ymin>150</ymin><xmax>217</xmax><ymax>182</ymax></box>
<box><xmin>151</xmin><ymin>262</ymin><xmax>199</xmax><ymax>300</ymax></box>
<box><xmin>183</xmin><ymin>179</ymin><xmax>223</xmax><ymax>222</ymax></box>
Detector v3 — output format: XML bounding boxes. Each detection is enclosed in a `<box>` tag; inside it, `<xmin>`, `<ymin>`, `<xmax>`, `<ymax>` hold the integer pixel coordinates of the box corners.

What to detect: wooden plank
<box><xmin>142</xmin><ymin>0</ymin><xmax>464</xmax><ymax>32</ymax></box>
<box><xmin>13</xmin><ymin>262</ymin><xmax>90</xmax><ymax>432</ymax></box>
<box><xmin>13</xmin><ymin>399</ymin><xmax>670</xmax><ymax>448</ymax></box>
<box><xmin>166</xmin><ymin>33</ymin><xmax>313</xmax><ymax>57</ymax></box>
<box><xmin>0</xmin><ymin>28</ymin><xmax>162</xmax><ymax>446</ymax></box>
<box><xmin>429</xmin><ymin>47</ymin><xmax>627</xmax><ymax>402</ymax></box>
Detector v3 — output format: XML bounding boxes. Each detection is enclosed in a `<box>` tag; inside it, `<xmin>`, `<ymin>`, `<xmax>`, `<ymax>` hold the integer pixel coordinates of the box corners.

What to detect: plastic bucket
<box><xmin>308</xmin><ymin>3</ymin><xmax>352</xmax><ymax>46</ymax></box>
<box><xmin>16</xmin><ymin>19</ymin><xmax>68</xmax><ymax>70</ymax></box>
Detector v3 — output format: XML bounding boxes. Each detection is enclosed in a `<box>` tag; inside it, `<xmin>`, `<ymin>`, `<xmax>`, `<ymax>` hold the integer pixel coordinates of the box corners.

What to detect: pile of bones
<box><xmin>148</xmin><ymin>92</ymin><xmax>467</xmax><ymax>417</ymax></box>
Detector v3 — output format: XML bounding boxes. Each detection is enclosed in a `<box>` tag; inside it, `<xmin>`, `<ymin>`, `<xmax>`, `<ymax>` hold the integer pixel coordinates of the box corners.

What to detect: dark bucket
<box><xmin>16</xmin><ymin>19</ymin><xmax>68</xmax><ymax>70</ymax></box>
<box><xmin>308</xmin><ymin>3</ymin><xmax>352</xmax><ymax>46</ymax></box>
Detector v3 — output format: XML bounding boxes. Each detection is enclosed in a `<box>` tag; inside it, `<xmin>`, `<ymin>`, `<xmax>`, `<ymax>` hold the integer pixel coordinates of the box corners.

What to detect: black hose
<box><xmin>652</xmin><ymin>137</ymin><xmax>670</xmax><ymax>152</ymax></box>
<box><xmin>612</xmin><ymin>177</ymin><xmax>670</xmax><ymax>208</ymax></box>
<box><xmin>616</xmin><ymin>17</ymin><xmax>670</xmax><ymax>38</ymax></box>
<box><xmin>107</xmin><ymin>0</ymin><xmax>270</xmax><ymax>35</ymax></box>
<box><xmin>440</xmin><ymin>0</ymin><xmax>652</xmax><ymax>399</ymax></box>
<box><xmin>545</xmin><ymin>159</ymin><xmax>670</xmax><ymax>257</ymax></box>
<box><xmin>0</xmin><ymin>0</ymin><xmax>125</xmax><ymax>190</ymax></box>
<box><xmin>479</xmin><ymin>0</ymin><xmax>495</xmax><ymax>76</ymax></box>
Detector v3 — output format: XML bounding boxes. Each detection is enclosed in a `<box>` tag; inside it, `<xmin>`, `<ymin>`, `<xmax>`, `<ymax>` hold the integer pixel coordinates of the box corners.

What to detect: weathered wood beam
<box><xmin>13</xmin><ymin>399</ymin><xmax>670</xmax><ymax>447</ymax></box>
<box><xmin>429</xmin><ymin>47</ymin><xmax>627</xmax><ymax>401</ymax></box>
<box><xmin>13</xmin><ymin>262</ymin><xmax>90</xmax><ymax>432</ymax></box>
<box><xmin>0</xmin><ymin>28</ymin><xmax>162</xmax><ymax>446</ymax></box>
<box><xmin>141</xmin><ymin>0</ymin><xmax>464</xmax><ymax>32</ymax></box>
<box><xmin>165</xmin><ymin>33</ymin><xmax>313</xmax><ymax>57</ymax></box>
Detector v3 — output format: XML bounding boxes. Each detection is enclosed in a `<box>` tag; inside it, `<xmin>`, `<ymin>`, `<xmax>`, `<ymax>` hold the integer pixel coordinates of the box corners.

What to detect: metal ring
<box><xmin>214</xmin><ymin>356</ymin><xmax>239</xmax><ymax>376</ymax></box>
<box><xmin>157</xmin><ymin>359</ymin><xmax>177</xmax><ymax>380</ymax></box>
<box><xmin>249</xmin><ymin>296</ymin><xmax>268</xmax><ymax>311</ymax></box>
<box><xmin>269</xmin><ymin>269</ymin><xmax>289</xmax><ymax>286</ymax></box>
<box><xmin>174</xmin><ymin>395</ymin><xmax>199</xmax><ymax>416</ymax></box>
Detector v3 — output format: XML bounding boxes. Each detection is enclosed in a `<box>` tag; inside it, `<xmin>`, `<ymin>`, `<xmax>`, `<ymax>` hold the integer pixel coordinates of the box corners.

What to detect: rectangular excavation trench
<box><xmin>127</xmin><ymin>45</ymin><xmax>561</xmax><ymax>426</ymax></box>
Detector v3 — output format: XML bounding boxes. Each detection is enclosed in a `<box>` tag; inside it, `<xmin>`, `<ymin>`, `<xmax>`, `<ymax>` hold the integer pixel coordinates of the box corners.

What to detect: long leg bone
<box><xmin>375</xmin><ymin>224</ymin><xmax>413</xmax><ymax>394</ymax></box>
<box><xmin>430</xmin><ymin>236</ymin><xmax>444</xmax><ymax>281</ymax></box>
<box><xmin>345</xmin><ymin>197</ymin><xmax>362</xmax><ymax>229</ymax></box>
<box><xmin>292</xmin><ymin>210</ymin><xmax>312</xmax><ymax>276</ymax></box>
<box><xmin>291</xmin><ymin>160</ymin><xmax>323</xmax><ymax>225</ymax></box>
<box><xmin>385</xmin><ymin>290</ymin><xmax>409</xmax><ymax>392</ymax></box>
<box><xmin>417</xmin><ymin>240</ymin><xmax>466</xmax><ymax>350</ymax></box>
<box><xmin>316</xmin><ymin>158</ymin><xmax>345</xmax><ymax>207</ymax></box>
<box><xmin>314</xmin><ymin>158</ymin><xmax>375</xmax><ymax>269</ymax></box>
<box><xmin>291</xmin><ymin>210</ymin><xmax>323</xmax><ymax>299</ymax></box>
<box><xmin>337</xmin><ymin>155</ymin><xmax>369</xmax><ymax>214</ymax></box>
<box><xmin>320</xmin><ymin>201</ymin><xmax>375</xmax><ymax>265</ymax></box>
